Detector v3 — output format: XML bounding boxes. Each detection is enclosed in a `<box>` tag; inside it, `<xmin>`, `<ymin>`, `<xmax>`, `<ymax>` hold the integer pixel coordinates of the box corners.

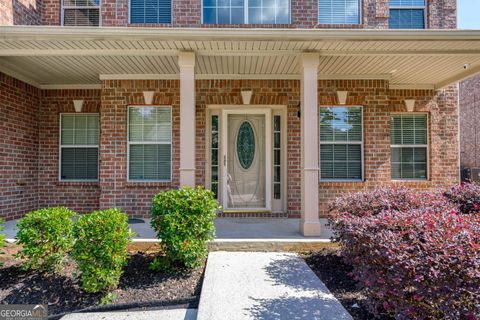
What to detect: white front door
<box><xmin>221</xmin><ymin>109</ymin><xmax>272</xmax><ymax>211</ymax></box>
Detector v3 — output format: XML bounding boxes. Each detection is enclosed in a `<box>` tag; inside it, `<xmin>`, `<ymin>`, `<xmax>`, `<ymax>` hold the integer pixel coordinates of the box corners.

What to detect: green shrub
<box><xmin>15</xmin><ymin>207</ymin><xmax>77</xmax><ymax>273</ymax></box>
<box><xmin>72</xmin><ymin>209</ymin><xmax>134</xmax><ymax>293</ymax></box>
<box><xmin>0</xmin><ymin>218</ymin><xmax>5</xmax><ymax>268</ymax></box>
<box><xmin>151</xmin><ymin>186</ymin><xmax>219</xmax><ymax>271</ymax></box>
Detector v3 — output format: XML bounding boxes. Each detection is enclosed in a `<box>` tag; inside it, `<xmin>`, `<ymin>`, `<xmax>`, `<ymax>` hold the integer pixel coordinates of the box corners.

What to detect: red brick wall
<box><xmin>98</xmin><ymin>0</ymin><xmax>457</xmax><ymax>29</ymax></box>
<box><xmin>0</xmin><ymin>72</ymin><xmax>40</xmax><ymax>220</ymax></box>
<box><xmin>317</xmin><ymin>81</ymin><xmax>459</xmax><ymax>216</ymax></box>
<box><xmin>428</xmin><ymin>0</ymin><xmax>457</xmax><ymax>29</ymax></box>
<box><xmin>0</xmin><ymin>0</ymin><xmax>42</xmax><ymax>25</ymax></box>
<box><xmin>38</xmin><ymin>89</ymin><xmax>101</xmax><ymax>213</ymax></box>
<box><xmin>99</xmin><ymin>80</ymin><xmax>181</xmax><ymax>217</ymax></box>
<box><xmin>41</xmin><ymin>0</ymin><xmax>60</xmax><ymax>25</ymax></box>
<box><xmin>0</xmin><ymin>77</ymin><xmax>460</xmax><ymax>220</ymax></box>
<box><xmin>459</xmin><ymin>75</ymin><xmax>480</xmax><ymax>170</ymax></box>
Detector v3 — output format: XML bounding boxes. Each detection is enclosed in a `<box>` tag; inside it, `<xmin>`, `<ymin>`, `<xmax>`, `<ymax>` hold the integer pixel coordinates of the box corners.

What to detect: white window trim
<box><xmin>61</xmin><ymin>0</ymin><xmax>102</xmax><ymax>26</ymax></box>
<box><xmin>390</xmin><ymin>112</ymin><xmax>430</xmax><ymax>181</ymax></box>
<box><xmin>58</xmin><ymin>113</ymin><xmax>100</xmax><ymax>182</ymax></box>
<box><xmin>201</xmin><ymin>0</ymin><xmax>292</xmax><ymax>24</ymax></box>
<box><xmin>127</xmin><ymin>105</ymin><xmax>173</xmax><ymax>183</ymax></box>
<box><xmin>127</xmin><ymin>0</ymin><xmax>173</xmax><ymax>24</ymax></box>
<box><xmin>318</xmin><ymin>0</ymin><xmax>362</xmax><ymax>25</ymax></box>
<box><xmin>319</xmin><ymin>105</ymin><xmax>364</xmax><ymax>182</ymax></box>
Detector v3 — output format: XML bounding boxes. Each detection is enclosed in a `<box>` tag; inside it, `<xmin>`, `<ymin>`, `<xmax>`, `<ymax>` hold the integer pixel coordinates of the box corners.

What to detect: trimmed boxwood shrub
<box><xmin>72</xmin><ymin>209</ymin><xmax>133</xmax><ymax>293</ymax></box>
<box><xmin>151</xmin><ymin>186</ymin><xmax>220</xmax><ymax>271</ymax></box>
<box><xmin>329</xmin><ymin>186</ymin><xmax>480</xmax><ymax>319</ymax></box>
<box><xmin>15</xmin><ymin>207</ymin><xmax>77</xmax><ymax>273</ymax></box>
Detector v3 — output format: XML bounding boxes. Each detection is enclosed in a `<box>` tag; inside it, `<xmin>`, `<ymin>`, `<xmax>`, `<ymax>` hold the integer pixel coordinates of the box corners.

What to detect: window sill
<box><xmin>57</xmin><ymin>180</ymin><xmax>100</xmax><ymax>187</ymax></box>
<box><xmin>126</xmin><ymin>181</ymin><xmax>173</xmax><ymax>188</ymax></box>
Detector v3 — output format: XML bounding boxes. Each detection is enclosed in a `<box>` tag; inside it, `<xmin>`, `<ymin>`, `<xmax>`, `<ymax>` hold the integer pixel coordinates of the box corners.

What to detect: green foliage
<box><xmin>151</xmin><ymin>186</ymin><xmax>219</xmax><ymax>271</ymax></box>
<box><xmin>15</xmin><ymin>207</ymin><xmax>77</xmax><ymax>273</ymax></box>
<box><xmin>100</xmin><ymin>292</ymin><xmax>117</xmax><ymax>305</ymax></box>
<box><xmin>0</xmin><ymin>218</ymin><xmax>5</xmax><ymax>268</ymax></box>
<box><xmin>71</xmin><ymin>209</ymin><xmax>134</xmax><ymax>293</ymax></box>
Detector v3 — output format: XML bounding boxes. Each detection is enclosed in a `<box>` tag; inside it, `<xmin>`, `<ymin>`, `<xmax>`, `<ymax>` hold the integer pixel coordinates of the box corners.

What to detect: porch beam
<box><xmin>178</xmin><ymin>51</ymin><xmax>196</xmax><ymax>187</ymax></box>
<box><xmin>300</xmin><ymin>52</ymin><xmax>322</xmax><ymax>237</ymax></box>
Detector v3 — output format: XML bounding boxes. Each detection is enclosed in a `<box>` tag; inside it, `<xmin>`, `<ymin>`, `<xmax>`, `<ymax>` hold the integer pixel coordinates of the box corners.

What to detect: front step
<box><xmin>127</xmin><ymin>238</ymin><xmax>336</xmax><ymax>253</ymax></box>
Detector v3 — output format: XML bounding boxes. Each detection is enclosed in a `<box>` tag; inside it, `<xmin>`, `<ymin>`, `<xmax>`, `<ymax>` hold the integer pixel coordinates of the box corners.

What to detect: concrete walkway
<box><xmin>197</xmin><ymin>252</ymin><xmax>352</xmax><ymax>320</ymax></box>
<box><xmin>61</xmin><ymin>308</ymin><xmax>197</xmax><ymax>320</ymax></box>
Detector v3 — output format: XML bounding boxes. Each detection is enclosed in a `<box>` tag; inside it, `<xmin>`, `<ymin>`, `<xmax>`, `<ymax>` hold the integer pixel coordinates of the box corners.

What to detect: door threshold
<box><xmin>222</xmin><ymin>209</ymin><xmax>271</xmax><ymax>213</ymax></box>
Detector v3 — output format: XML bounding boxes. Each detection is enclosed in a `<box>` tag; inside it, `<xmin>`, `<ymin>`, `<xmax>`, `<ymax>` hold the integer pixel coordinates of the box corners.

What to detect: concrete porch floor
<box><xmin>3</xmin><ymin>217</ymin><xmax>332</xmax><ymax>241</ymax></box>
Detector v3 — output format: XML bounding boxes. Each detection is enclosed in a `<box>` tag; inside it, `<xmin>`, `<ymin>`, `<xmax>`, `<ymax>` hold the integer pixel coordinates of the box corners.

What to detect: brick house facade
<box><xmin>0</xmin><ymin>0</ymin><xmax>478</xmax><ymax>236</ymax></box>
<box><xmin>459</xmin><ymin>74</ymin><xmax>480</xmax><ymax>175</ymax></box>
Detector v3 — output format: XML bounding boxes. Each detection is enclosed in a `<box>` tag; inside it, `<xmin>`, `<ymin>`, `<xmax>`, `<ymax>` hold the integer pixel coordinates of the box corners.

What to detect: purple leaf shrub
<box><xmin>329</xmin><ymin>185</ymin><xmax>480</xmax><ymax>319</ymax></box>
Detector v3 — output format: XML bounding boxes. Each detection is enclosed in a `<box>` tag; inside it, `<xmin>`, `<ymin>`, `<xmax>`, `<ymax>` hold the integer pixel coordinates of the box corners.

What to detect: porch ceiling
<box><xmin>1</xmin><ymin>27</ymin><xmax>480</xmax><ymax>89</ymax></box>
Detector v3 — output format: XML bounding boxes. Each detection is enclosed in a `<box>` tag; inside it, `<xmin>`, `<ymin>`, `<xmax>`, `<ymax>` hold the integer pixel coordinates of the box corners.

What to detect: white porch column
<box><xmin>178</xmin><ymin>51</ymin><xmax>196</xmax><ymax>187</ymax></box>
<box><xmin>300</xmin><ymin>52</ymin><xmax>321</xmax><ymax>236</ymax></box>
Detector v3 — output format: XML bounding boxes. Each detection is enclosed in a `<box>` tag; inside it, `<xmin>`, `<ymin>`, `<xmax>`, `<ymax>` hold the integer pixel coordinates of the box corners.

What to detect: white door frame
<box><xmin>221</xmin><ymin>108</ymin><xmax>272</xmax><ymax>211</ymax></box>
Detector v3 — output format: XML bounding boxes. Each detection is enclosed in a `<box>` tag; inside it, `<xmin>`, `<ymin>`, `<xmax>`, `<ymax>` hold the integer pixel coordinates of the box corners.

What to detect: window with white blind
<box><xmin>389</xmin><ymin>0</ymin><xmax>425</xmax><ymax>29</ymax></box>
<box><xmin>203</xmin><ymin>0</ymin><xmax>290</xmax><ymax>24</ymax></box>
<box><xmin>318</xmin><ymin>0</ymin><xmax>360</xmax><ymax>24</ymax></box>
<box><xmin>130</xmin><ymin>0</ymin><xmax>172</xmax><ymax>24</ymax></box>
<box><xmin>391</xmin><ymin>113</ymin><xmax>428</xmax><ymax>180</ymax></box>
<box><xmin>320</xmin><ymin>106</ymin><xmax>363</xmax><ymax>181</ymax></box>
<box><xmin>62</xmin><ymin>0</ymin><xmax>100</xmax><ymax>26</ymax></box>
<box><xmin>128</xmin><ymin>106</ymin><xmax>172</xmax><ymax>181</ymax></box>
<box><xmin>60</xmin><ymin>114</ymin><xmax>99</xmax><ymax>181</ymax></box>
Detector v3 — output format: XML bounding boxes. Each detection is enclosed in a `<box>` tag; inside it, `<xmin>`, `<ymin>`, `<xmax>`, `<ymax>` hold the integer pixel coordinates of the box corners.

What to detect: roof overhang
<box><xmin>1</xmin><ymin>26</ymin><xmax>480</xmax><ymax>90</ymax></box>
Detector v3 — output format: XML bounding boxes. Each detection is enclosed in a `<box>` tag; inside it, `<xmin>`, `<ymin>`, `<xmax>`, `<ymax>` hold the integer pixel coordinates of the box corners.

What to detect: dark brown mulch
<box><xmin>0</xmin><ymin>253</ymin><xmax>204</xmax><ymax>316</ymax></box>
<box><xmin>302</xmin><ymin>248</ymin><xmax>393</xmax><ymax>320</ymax></box>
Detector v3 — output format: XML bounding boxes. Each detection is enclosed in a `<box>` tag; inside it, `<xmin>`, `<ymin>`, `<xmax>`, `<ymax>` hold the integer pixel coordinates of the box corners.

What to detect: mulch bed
<box><xmin>302</xmin><ymin>248</ymin><xmax>393</xmax><ymax>320</ymax></box>
<box><xmin>0</xmin><ymin>252</ymin><xmax>204</xmax><ymax>316</ymax></box>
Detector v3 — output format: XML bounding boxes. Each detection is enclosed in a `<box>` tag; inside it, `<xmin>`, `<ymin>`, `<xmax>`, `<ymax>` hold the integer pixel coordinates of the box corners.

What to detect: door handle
<box><xmin>224</xmin><ymin>155</ymin><xmax>226</xmax><ymax>166</ymax></box>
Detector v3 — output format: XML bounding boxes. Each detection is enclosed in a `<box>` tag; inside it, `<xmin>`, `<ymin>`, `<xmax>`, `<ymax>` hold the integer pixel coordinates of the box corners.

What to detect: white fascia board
<box><xmin>1</xmin><ymin>26</ymin><xmax>480</xmax><ymax>42</ymax></box>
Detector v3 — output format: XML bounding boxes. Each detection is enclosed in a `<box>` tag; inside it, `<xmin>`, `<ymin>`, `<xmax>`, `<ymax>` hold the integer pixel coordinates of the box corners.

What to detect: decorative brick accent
<box><xmin>459</xmin><ymin>75</ymin><xmax>480</xmax><ymax>170</ymax></box>
<box><xmin>0</xmin><ymin>72</ymin><xmax>40</xmax><ymax>220</ymax></box>
<box><xmin>38</xmin><ymin>89</ymin><xmax>101</xmax><ymax>213</ymax></box>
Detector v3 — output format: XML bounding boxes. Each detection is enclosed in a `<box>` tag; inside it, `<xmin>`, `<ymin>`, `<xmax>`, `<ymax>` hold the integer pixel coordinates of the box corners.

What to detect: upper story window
<box><xmin>320</xmin><ymin>106</ymin><xmax>363</xmax><ymax>181</ymax></box>
<box><xmin>389</xmin><ymin>0</ymin><xmax>425</xmax><ymax>29</ymax></box>
<box><xmin>318</xmin><ymin>0</ymin><xmax>360</xmax><ymax>25</ymax></box>
<box><xmin>203</xmin><ymin>0</ymin><xmax>290</xmax><ymax>24</ymax></box>
<box><xmin>60</xmin><ymin>114</ymin><xmax>99</xmax><ymax>181</ymax></box>
<box><xmin>62</xmin><ymin>0</ymin><xmax>100</xmax><ymax>26</ymax></box>
<box><xmin>130</xmin><ymin>0</ymin><xmax>172</xmax><ymax>24</ymax></box>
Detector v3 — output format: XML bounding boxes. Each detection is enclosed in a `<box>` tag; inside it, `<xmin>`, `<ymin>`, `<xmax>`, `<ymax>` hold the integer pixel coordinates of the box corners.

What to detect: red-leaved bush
<box><xmin>329</xmin><ymin>185</ymin><xmax>480</xmax><ymax>319</ymax></box>
<box><xmin>329</xmin><ymin>186</ymin><xmax>452</xmax><ymax>217</ymax></box>
<box><xmin>444</xmin><ymin>182</ymin><xmax>480</xmax><ymax>215</ymax></box>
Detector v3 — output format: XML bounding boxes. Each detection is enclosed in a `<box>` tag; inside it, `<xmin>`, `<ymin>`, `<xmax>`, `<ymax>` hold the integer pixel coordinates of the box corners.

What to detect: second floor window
<box><xmin>130</xmin><ymin>0</ymin><xmax>172</xmax><ymax>24</ymax></box>
<box><xmin>318</xmin><ymin>0</ymin><xmax>360</xmax><ymax>25</ymax></box>
<box><xmin>62</xmin><ymin>0</ymin><xmax>100</xmax><ymax>26</ymax></box>
<box><xmin>389</xmin><ymin>0</ymin><xmax>425</xmax><ymax>29</ymax></box>
<box><xmin>203</xmin><ymin>0</ymin><xmax>290</xmax><ymax>24</ymax></box>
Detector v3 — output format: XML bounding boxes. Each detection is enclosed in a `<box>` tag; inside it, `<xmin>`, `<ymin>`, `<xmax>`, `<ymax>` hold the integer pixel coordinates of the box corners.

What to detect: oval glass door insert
<box><xmin>236</xmin><ymin>121</ymin><xmax>256</xmax><ymax>170</ymax></box>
